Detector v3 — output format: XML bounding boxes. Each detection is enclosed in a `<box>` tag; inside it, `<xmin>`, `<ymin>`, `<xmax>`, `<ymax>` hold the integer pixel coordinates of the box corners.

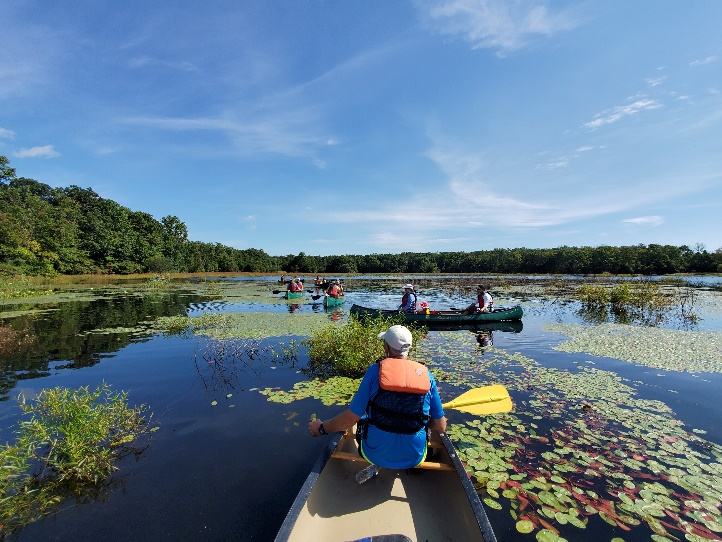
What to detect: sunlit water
<box><xmin>1</xmin><ymin>276</ymin><xmax>721</xmax><ymax>542</ymax></box>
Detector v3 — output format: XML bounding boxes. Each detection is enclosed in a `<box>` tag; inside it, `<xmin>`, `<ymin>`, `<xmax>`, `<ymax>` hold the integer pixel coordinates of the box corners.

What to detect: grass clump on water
<box><xmin>304</xmin><ymin>314</ymin><xmax>426</xmax><ymax>378</ymax></box>
<box><xmin>0</xmin><ymin>383</ymin><xmax>155</xmax><ymax>537</ymax></box>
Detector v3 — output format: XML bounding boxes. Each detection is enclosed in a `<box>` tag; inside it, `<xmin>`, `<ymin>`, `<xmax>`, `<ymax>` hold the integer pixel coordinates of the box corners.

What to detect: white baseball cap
<box><xmin>378</xmin><ymin>325</ymin><xmax>413</xmax><ymax>353</ymax></box>
<box><xmin>403</xmin><ymin>284</ymin><xmax>414</xmax><ymax>290</ymax></box>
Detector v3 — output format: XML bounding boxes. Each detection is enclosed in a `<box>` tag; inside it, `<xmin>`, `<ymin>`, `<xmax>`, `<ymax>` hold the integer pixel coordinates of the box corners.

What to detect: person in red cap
<box><xmin>308</xmin><ymin>325</ymin><xmax>446</xmax><ymax>476</ymax></box>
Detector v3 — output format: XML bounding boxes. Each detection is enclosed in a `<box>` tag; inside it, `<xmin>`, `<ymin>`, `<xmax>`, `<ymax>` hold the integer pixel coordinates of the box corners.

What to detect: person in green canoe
<box><xmin>464</xmin><ymin>284</ymin><xmax>493</xmax><ymax>314</ymax></box>
<box><xmin>308</xmin><ymin>325</ymin><xmax>446</xmax><ymax>475</ymax></box>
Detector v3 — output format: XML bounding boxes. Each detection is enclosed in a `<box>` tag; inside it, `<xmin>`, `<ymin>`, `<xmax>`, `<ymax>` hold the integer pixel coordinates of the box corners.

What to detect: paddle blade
<box><xmin>442</xmin><ymin>385</ymin><xmax>512</xmax><ymax>415</ymax></box>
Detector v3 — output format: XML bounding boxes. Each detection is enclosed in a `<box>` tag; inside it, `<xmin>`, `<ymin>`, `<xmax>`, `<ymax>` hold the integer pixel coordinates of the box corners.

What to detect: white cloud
<box><xmin>0</xmin><ymin>127</ymin><xmax>16</xmax><ymax>139</ymax></box>
<box><xmin>417</xmin><ymin>0</ymin><xmax>578</xmax><ymax>53</ymax></box>
<box><xmin>541</xmin><ymin>157</ymin><xmax>568</xmax><ymax>170</ymax></box>
<box><xmin>127</xmin><ymin>56</ymin><xmax>198</xmax><ymax>71</ymax></box>
<box><xmin>583</xmin><ymin>98</ymin><xmax>662</xmax><ymax>130</ymax></box>
<box><xmin>690</xmin><ymin>56</ymin><xmax>717</xmax><ymax>66</ymax></box>
<box><xmin>645</xmin><ymin>77</ymin><xmax>666</xmax><ymax>87</ymax></box>
<box><xmin>622</xmin><ymin>216</ymin><xmax>663</xmax><ymax>227</ymax></box>
<box><xmin>12</xmin><ymin>145</ymin><xmax>60</xmax><ymax>158</ymax></box>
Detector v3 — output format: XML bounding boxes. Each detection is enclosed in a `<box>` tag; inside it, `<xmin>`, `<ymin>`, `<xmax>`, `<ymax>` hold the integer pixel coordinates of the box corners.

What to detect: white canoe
<box><xmin>275</xmin><ymin>426</ymin><xmax>497</xmax><ymax>542</ymax></box>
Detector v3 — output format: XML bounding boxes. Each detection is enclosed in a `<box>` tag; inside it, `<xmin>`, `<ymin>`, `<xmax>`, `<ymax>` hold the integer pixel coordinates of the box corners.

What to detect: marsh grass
<box><xmin>0</xmin><ymin>384</ymin><xmax>154</xmax><ymax>537</ymax></box>
<box><xmin>304</xmin><ymin>315</ymin><xmax>427</xmax><ymax>378</ymax></box>
<box><xmin>145</xmin><ymin>275</ymin><xmax>172</xmax><ymax>289</ymax></box>
<box><xmin>0</xmin><ymin>275</ymin><xmax>54</xmax><ymax>300</ymax></box>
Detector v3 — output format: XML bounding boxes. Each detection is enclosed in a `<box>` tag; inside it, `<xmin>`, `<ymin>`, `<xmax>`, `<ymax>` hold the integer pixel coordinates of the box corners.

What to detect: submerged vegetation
<box><xmin>0</xmin><ymin>384</ymin><xmax>154</xmax><ymax>537</ymax></box>
<box><xmin>155</xmin><ymin>311</ymin><xmax>331</xmax><ymax>340</ymax></box>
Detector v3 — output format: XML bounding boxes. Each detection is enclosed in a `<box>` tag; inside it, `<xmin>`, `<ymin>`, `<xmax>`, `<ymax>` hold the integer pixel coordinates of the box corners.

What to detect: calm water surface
<box><xmin>1</xmin><ymin>276</ymin><xmax>721</xmax><ymax>542</ymax></box>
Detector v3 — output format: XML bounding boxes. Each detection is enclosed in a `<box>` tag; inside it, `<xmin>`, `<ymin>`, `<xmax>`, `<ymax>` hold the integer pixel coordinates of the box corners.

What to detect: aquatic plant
<box><xmin>0</xmin><ymin>275</ymin><xmax>53</xmax><ymax>300</ymax></box>
<box><xmin>0</xmin><ymin>384</ymin><xmax>155</xmax><ymax>536</ymax></box>
<box><xmin>145</xmin><ymin>275</ymin><xmax>172</xmax><ymax>289</ymax></box>
<box><xmin>304</xmin><ymin>315</ymin><xmax>426</xmax><ymax>378</ymax></box>
<box><xmin>155</xmin><ymin>311</ymin><xmax>331</xmax><ymax>339</ymax></box>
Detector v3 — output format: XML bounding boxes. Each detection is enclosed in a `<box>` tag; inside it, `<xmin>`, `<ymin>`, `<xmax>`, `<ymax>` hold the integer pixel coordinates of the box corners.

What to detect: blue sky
<box><xmin>2</xmin><ymin>1</ymin><xmax>721</xmax><ymax>257</ymax></box>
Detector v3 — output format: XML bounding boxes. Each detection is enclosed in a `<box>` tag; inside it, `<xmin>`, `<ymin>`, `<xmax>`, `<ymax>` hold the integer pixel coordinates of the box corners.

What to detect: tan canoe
<box><xmin>275</xmin><ymin>426</ymin><xmax>497</xmax><ymax>542</ymax></box>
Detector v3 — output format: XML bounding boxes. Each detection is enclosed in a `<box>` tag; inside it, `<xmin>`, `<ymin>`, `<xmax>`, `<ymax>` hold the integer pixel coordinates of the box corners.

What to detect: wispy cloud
<box><xmin>583</xmin><ymin>98</ymin><xmax>662</xmax><ymax>130</ymax></box>
<box><xmin>417</xmin><ymin>0</ymin><xmax>579</xmax><ymax>53</ymax></box>
<box><xmin>622</xmin><ymin>216</ymin><xmax>663</xmax><ymax>227</ymax></box>
<box><xmin>0</xmin><ymin>127</ymin><xmax>16</xmax><ymax>139</ymax></box>
<box><xmin>127</xmin><ymin>56</ymin><xmax>198</xmax><ymax>71</ymax></box>
<box><xmin>12</xmin><ymin>145</ymin><xmax>60</xmax><ymax>158</ymax></box>
<box><xmin>690</xmin><ymin>56</ymin><xmax>717</xmax><ymax>66</ymax></box>
<box><xmin>645</xmin><ymin>76</ymin><xmax>666</xmax><ymax>87</ymax></box>
<box><xmin>122</xmin><ymin>105</ymin><xmax>330</xmax><ymax>160</ymax></box>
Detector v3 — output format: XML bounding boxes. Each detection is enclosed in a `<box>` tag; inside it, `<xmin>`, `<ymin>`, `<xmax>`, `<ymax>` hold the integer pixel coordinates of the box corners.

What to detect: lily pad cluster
<box><xmin>547</xmin><ymin>323</ymin><xmax>722</xmax><ymax>373</ymax></box>
<box><xmin>413</xmin><ymin>333</ymin><xmax>722</xmax><ymax>541</ymax></box>
<box><xmin>260</xmin><ymin>376</ymin><xmax>360</xmax><ymax>406</ymax></box>
<box><xmin>155</xmin><ymin>311</ymin><xmax>332</xmax><ymax>339</ymax></box>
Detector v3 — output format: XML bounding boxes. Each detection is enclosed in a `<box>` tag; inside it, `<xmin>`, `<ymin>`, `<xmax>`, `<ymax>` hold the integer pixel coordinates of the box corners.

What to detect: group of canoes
<box><xmin>279</xmin><ymin>276</ymin><xmax>346</xmax><ymax>307</ymax></box>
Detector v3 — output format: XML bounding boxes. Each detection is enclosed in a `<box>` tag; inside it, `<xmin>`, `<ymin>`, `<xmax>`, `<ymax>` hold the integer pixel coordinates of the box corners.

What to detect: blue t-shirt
<box><xmin>349</xmin><ymin>362</ymin><xmax>444</xmax><ymax>469</ymax></box>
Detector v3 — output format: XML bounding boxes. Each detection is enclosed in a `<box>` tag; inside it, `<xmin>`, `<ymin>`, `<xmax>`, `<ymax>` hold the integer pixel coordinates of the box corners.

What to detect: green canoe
<box><xmin>350</xmin><ymin>304</ymin><xmax>523</xmax><ymax>323</ymax></box>
<box><xmin>323</xmin><ymin>295</ymin><xmax>346</xmax><ymax>308</ymax></box>
<box><xmin>285</xmin><ymin>291</ymin><xmax>304</xmax><ymax>300</ymax></box>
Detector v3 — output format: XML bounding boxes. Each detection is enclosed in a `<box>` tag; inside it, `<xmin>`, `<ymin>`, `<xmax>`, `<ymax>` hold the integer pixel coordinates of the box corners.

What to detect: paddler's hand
<box><xmin>308</xmin><ymin>419</ymin><xmax>323</xmax><ymax>437</ymax></box>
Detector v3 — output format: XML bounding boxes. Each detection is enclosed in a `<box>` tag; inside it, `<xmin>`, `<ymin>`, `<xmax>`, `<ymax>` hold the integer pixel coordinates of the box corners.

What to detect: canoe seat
<box><xmin>330</xmin><ymin>432</ymin><xmax>454</xmax><ymax>472</ymax></box>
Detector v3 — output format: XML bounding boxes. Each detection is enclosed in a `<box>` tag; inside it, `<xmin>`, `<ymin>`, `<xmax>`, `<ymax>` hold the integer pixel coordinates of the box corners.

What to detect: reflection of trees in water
<box><xmin>0</xmin><ymin>290</ymin><xmax>208</xmax><ymax>399</ymax></box>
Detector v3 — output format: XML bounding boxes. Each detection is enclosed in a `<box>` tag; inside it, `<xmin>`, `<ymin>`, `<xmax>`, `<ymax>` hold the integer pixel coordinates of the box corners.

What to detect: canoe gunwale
<box><xmin>439</xmin><ymin>432</ymin><xmax>498</xmax><ymax>542</ymax></box>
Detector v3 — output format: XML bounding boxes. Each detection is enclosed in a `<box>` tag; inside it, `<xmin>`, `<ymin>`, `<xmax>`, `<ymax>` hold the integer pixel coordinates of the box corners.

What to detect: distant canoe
<box><xmin>285</xmin><ymin>291</ymin><xmax>304</xmax><ymax>299</ymax></box>
<box><xmin>350</xmin><ymin>304</ymin><xmax>523</xmax><ymax>324</ymax></box>
<box><xmin>323</xmin><ymin>295</ymin><xmax>345</xmax><ymax>308</ymax></box>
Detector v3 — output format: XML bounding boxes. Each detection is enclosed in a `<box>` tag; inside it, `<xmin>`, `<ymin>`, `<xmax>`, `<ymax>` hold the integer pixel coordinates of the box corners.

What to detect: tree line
<box><xmin>1</xmin><ymin>156</ymin><xmax>720</xmax><ymax>277</ymax></box>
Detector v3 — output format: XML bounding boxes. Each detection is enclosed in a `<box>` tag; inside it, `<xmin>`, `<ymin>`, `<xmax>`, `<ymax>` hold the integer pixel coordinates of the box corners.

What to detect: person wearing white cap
<box><xmin>308</xmin><ymin>325</ymin><xmax>446</xmax><ymax>474</ymax></box>
<box><xmin>397</xmin><ymin>284</ymin><xmax>417</xmax><ymax>313</ymax></box>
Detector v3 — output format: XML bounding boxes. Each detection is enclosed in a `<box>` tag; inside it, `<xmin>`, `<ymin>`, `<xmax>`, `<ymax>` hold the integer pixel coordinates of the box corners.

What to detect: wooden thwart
<box><xmin>330</xmin><ymin>432</ymin><xmax>454</xmax><ymax>472</ymax></box>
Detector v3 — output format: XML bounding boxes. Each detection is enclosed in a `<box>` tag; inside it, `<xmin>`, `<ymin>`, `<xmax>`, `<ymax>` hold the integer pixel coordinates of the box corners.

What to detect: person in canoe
<box><xmin>288</xmin><ymin>278</ymin><xmax>303</xmax><ymax>292</ymax></box>
<box><xmin>398</xmin><ymin>284</ymin><xmax>417</xmax><ymax>313</ymax></box>
<box><xmin>314</xmin><ymin>276</ymin><xmax>323</xmax><ymax>286</ymax></box>
<box><xmin>326</xmin><ymin>279</ymin><xmax>343</xmax><ymax>298</ymax></box>
<box><xmin>280</xmin><ymin>275</ymin><xmax>287</xmax><ymax>283</ymax></box>
<box><xmin>308</xmin><ymin>325</ymin><xmax>446</xmax><ymax>471</ymax></box>
<box><xmin>464</xmin><ymin>284</ymin><xmax>493</xmax><ymax>314</ymax></box>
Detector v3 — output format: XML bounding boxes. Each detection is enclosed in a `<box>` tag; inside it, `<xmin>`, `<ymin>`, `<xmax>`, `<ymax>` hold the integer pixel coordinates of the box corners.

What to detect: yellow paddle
<box><xmin>442</xmin><ymin>384</ymin><xmax>512</xmax><ymax>415</ymax></box>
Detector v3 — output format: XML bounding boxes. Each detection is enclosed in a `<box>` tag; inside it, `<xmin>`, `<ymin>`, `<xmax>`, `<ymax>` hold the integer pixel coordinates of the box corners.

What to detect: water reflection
<box><xmin>0</xmin><ymin>289</ymin><xmax>208</xmax><ymax>399</ymax></box>
<box><xmin>476</xmin><ymin>330</ymin><xmax>493</xmax><ymax>347</ymax></box>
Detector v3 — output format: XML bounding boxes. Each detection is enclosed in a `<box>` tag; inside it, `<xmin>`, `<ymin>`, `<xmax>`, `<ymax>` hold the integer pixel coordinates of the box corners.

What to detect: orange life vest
<box><xmin>366</xmin><ymin>357</ymin><xmax>431</xmax><ymax>435</ymax></box>
<box><xmin>378</xmin><ymin>357</ymin><xmax>431</xmax><ymax>393</ymax></box>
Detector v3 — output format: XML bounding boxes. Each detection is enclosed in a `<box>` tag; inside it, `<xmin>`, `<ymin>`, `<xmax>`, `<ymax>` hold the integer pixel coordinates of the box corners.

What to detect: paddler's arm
<box><xmin>308</xmin><ymin>409</ymin><xmax>361</xmax><ymax>437</ymax></box>
<box><xmin>428</xmin><ymin>416</ymin><xmax>447</xmax><ymax>434</ymax></box>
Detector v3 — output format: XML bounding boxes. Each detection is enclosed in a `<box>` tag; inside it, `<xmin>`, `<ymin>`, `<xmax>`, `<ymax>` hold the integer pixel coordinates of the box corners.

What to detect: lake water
<box><xmin>1</xmin><ymin>275</ymin><xmax>721</xmax><ymax>542</ymax></box>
